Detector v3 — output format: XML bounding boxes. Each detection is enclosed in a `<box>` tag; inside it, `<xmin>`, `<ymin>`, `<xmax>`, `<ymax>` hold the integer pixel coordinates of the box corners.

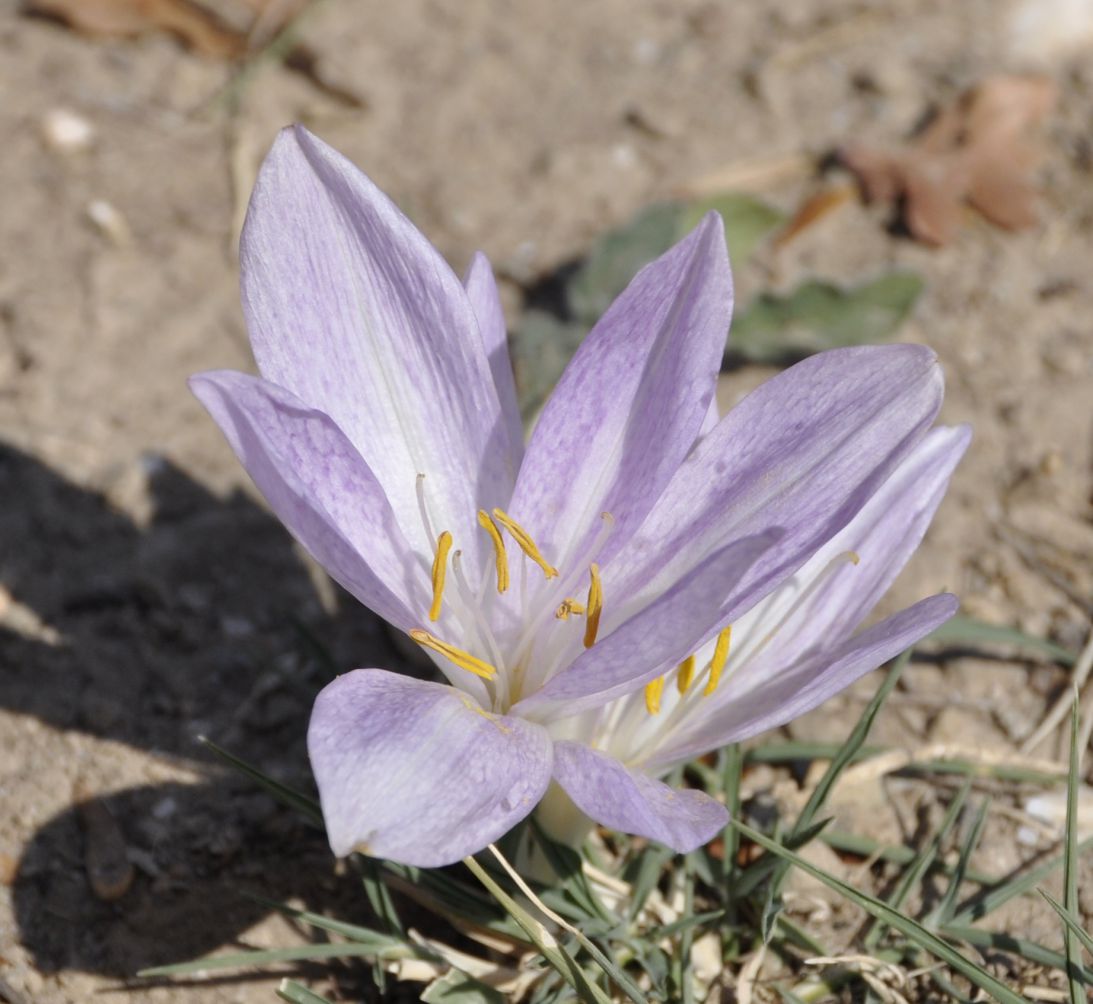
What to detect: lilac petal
<box><xmin>507</xmin><ymin>213</ymin><xmax>732</xmax><ymax>570</ymax></box>
<box><xmin>608</xmin><ymin>345</ymin><xmax>945</xmax><ymax>624</ymax></box>
<box><xmin>464</xmin><ymin>251</ymin><xmax>523</xmax><ymax>471</ymax></box>
<box><xmin>308</xmin><ymin>670</ymin><xmax>553</xmax><ymax>867</ymax></box>
<box><xmin>190</xmin><ymin>371</ymin><xmax>423</xmax><ymax>632</ymax></box>
<box><xmin>552</xmin><ymin>741</ymin><xmax>727</xmax><ymax>852</ymax></box>
<box><xmin>742</xmin><ymin>424</ymin><xmax>971</xmax><ymax>669</ymax></box>
<box><xmin>516</xmin><ymin>531</ymin><xmax>780</xmax><ymax>720</ymax></box>
<box><xmin>240</xmin><ymin>126</ymin><xmax>511</xmax><ymax>567</ymax></box>
<box><xmin>646</xmin><ymin>593</ymin><xmax>958</xmax><ymax>769</ymax></box>
<box><xmin>698</xmin><ymin>392</ymin><xmax>720</xmax><ymax>440</ymax></box>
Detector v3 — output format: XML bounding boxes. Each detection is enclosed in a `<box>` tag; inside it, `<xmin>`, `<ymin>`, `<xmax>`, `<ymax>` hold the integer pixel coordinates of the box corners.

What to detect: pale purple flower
<box><xmin>191</xmin><ymin>125</ymin><xmax>967</xmax><ymax>868</ymax></box>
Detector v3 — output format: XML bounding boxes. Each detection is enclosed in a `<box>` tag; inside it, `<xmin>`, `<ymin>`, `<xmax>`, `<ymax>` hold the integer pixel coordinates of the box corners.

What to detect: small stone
<box><xmin>86</xmin><ymin>199</ymin><xmax>132</xmax><ymax>247</ymax></box>
<box><xmin>41</xmin><ymin>108</ymin><xmax>95</xmax><ymax>153</ymax></box>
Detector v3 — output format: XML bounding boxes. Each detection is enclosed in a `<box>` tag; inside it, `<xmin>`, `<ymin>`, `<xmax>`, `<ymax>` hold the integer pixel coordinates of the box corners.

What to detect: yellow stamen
<box><xmin>409</xmin><ymin>628</ymin><xmax>497</xmax><ymax>680</ymax></box>
<box><xmin>476</xmin><ymin>510</ymin><xmax>510</xmax><ymax>593</ymax></box>
<box><xmin>848</xmin><ymin>550</ymin><xmax>861</xmax><ymax>565</ymax></box>
<box><xmin>676</xmin><ymin>654</ymin><xmax>696</xmax><ymax>694</ymax></box>
<box><xmin>583</xmin><ymin>563</ymin><xmax>603</xmax><ymax>648</ymax></box>
<box><xmin>491</xmin><ymin>508</ymin><xmax>558</xmax><ymax>579</ymax></box>
<box><xmin>428</xmin><ymin>530</ymin><xmax>453</xmax><ymax>622</ymax></box>
<box><xmin>644</xmin><ymin>676</ymin><xmax>665</xmax><ymax>714</ymax></box>
<box><xmin>704</xmin><ymin>625</ymin><xmax>733</xmax><ymax>696</ymax></box>
<box><xmin>555</xmin><ymin>598</ymin><xmax>586</xmax><ymax>620</ymax></box>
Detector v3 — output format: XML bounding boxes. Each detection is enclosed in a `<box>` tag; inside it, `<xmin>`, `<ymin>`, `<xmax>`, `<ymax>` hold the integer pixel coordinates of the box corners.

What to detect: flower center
<box><xmin>406</xmin><ymin>477</ymin><xmax>615</xmax><ymax>709</ymax></box>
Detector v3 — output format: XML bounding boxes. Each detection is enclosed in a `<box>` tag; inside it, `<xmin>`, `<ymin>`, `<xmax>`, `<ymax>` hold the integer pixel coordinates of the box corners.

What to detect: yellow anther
<box><xmin>428</xmin><ymin>530</ymin><xmax>453</xmax><ymax>622</ymax></box>
<box><xmin>476</xmin><ymin>510</ymin><xmax>510</xmax><ymax>594</ymax></box>
<box><xmin>491</xmin><ymin>508</ymin><xmax>558</xmax><ymax>580</ymax></box>
<box><xmin>848</xmin><ymin>550</ymin><xmax>861</xmax><ymax>565</ymax></box>
<box><xmin>555</xmin><ymin>598</ymin><xmax>586</xmax><ymax>620</ymax></box>
<box><xmin>644</xmin><ymin>676</ymin><xmax>665</xmax><ymax>715</ymax></box>
<box><xmin>409</xmin><ymin>629</ymin><xmax>497</xmax><ymax>680</ymax></box>
<box><xmin>676</xmin><ymin>654</ymin><xmax>696</xmax><ymax>694</ymax></box>
<box><xmin>704</xmin><ymin>625</ymin><xmax>733</xmax><ymax>696</ymax></box>
<box><xmin>583</xmin><ymin>563</ymin><xmax>603</xmax><ymax>648</ymax></box>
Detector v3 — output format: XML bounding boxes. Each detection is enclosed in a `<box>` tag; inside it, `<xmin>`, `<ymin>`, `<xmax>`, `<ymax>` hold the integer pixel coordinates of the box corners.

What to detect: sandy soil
<box><xmin>0</xmin><ymin>1</ymin><xmax>1090</xmax><ymax>1001</ymax></box>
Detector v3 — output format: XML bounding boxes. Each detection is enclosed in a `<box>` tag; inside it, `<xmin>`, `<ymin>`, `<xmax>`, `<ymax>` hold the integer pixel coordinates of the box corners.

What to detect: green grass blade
<box><xmin>240</xmin><ymin>891</ymin><xmax>426</xmax><ymax>950</ymax></box>
<box><xmin>941</xmin><ymin>923</ymin><xmax>1088</xmax><ymax>981</ymax></box>
<box><xmin>820</xmin><ymin>829</ymin><xmax>996</xmax><ymax>885</ymax></box>
<box><xmin>930</xmin><ymin>795</ymin><xmax>990</xmax><ymax>928</ymax></box>
<box><xmin>745</xmin><ymin>742</ymin><xmax>885</xmax><ymax>765</ymax></box>
<box><xmin>678</xmin><ymin>855</ymin><xmax>696</xmax><ymax>1004</ymax></box>
<box><xmin>139</xmin><ymin>940</ymin><xmax>410</xmax><ymax>977</ymax></box>
<box><xmin>462</xmin><ymin>855</ymin><xmax>612</xmax><ymax>1004</ymax></box>
<box><xmin>646</xmin><ymin>909</ymin><xmax>725</xmax><ymax>941</ymax></box>
<box><xmin>792</xmin><ymin>655</ymin><xmax>906</xmax><ymax>838</ymax></box>
<box><xmin>864</xmin><ymin>777</ymin><xmax>971</xmax><ymax>949</ymax></box>
<box><xmin>198</xmin><ymin>736</ymin><xmax>322</xmax><ymax>823</ymax></box>
<box><xmin>731</xmin><ymin>820</ymin><xmax>1027</xmax><ymax>1004</ymax></box>
<box><xmin>357</xmin><ymin>857</ymin><xmax>404</xmax><ymax>936</ymax></box>
<box><xmin>927</xmin><ymin>614</ymin><xmax>1075</xmax><ymax>666</ymax></box>
<box><xmin>1063</xmin><ymin>694</ymin><xmax>1083</xmax><ymax>1004</ymax></box>
<box><xmin>529</xmin><ymin>819</ymin><xmax>617</xmax><ymax>924</ymax></box>
<box><xmin>1039</xmin><ymin>890</ymin><xmax>1093</xmax><ymax>958</ymax></box>
<box><xmin>950</xmin><ymin>834</ymin><xmax>1093</xmax><ymax>925</ymax></box>
<box><xmin>277</xmin><ymin>979</ymin><xmax>336</xmax><ymax>1004</ymax></box>
<box><xmin>764</xmin><ymin>655</ymin><xmax>906</xmax><ymax>918</ymax></box>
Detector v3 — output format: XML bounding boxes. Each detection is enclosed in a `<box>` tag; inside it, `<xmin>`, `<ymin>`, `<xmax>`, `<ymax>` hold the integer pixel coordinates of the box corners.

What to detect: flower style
<box><xmin>192</xmin><ymin>125</ymin><xmax>968</xmax><ymax>869</ymax></box>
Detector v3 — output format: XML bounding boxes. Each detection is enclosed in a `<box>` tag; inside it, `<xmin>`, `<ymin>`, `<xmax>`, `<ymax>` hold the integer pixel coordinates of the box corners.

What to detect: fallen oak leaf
<box><xmin>838</xmin><ymin>75</ymin><xmax>1056</xmax><ymax>245</ymax></box>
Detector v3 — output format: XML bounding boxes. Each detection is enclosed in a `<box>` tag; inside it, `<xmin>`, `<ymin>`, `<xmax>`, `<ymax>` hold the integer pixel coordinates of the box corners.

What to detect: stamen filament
<box><xmin>428</xmin><ymin>530</ymin><xmax>453</xmax><ymax>621</ymax></box>
<box><xmin>476</xmin><ymin>510</ymin><xmax>510</xmax><ymax>593</ymax></box>
<box><xmin>583</xmin><ymin>563</ymin><xmax>603</xmax><ymax>648</ymax></box>
<box><xmin>644</xmin><ymin>676</ymin><xmax>665</xmax><ymax>714</ymax></box>
<box><xmin>492</xmin><ymin>508</ymin><xmax>558</xmax><ymax>579</ymax></box>
<box><xmin>704</xmin><ymin>626</ymin><xmax>732</xmax><ymax>696</ymax></box>
<box><xmin>676</xmin><ymin>654</ymin><xmax>696</xmax><ymax>694</ymax></box>
<box><xmin>409</xmin><ymin>628</ymin><xmax>497</xmax><ymax>680</ymax></box>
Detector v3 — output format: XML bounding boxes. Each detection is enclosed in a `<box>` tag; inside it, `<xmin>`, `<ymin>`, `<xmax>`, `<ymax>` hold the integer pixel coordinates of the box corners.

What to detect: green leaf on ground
<box><xmin>567</xmin><ymin>202</ymin><xmax>682</xmax><ymax>323</ymax></box>
<box><xmin>729</xmin><ymin>272</ymin><xmax>923</xmax><ymax>364</ymax></box>
<box><xmin>678</xmin><ymin>192</ymin><xmax>785</xmax><ymax>265</ymax></box>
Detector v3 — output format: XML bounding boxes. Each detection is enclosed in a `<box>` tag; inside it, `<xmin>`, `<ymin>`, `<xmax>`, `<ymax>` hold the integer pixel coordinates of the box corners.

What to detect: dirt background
<box><xmin>0</xmin><ymin>0</ymin><xmax>1091</xmax><ymax>1001</ymax></box>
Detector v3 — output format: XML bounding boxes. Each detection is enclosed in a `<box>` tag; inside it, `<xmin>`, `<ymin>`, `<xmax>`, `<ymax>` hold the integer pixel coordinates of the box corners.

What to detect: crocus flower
<box><xmin>192</xmin><ymin>125</ymin><xmax>967</xmax><ymax>869</ymax></box>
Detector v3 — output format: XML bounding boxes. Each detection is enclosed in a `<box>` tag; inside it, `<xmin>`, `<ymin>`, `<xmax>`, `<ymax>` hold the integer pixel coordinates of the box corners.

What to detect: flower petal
<box><xmin>308</xmin><ymin>670</ymin><xmax>553</xmax><ymax>867</ymax></box>
<box><xmin>190</xmin><ymin>370</ymin><xmax>423</xmax><ymax>632</ymax></box>
<box><xmin>737</xmin><ymin>424</ymin><xmax>970</xmax><ymax>670</ymax></box>
<box><xmin>464</xmin><ymin>251</ymin><xmax>523</xmax><ymax>471</ymax></box>
<box><xmin>516</xmin><ymin>531</ymin><xmax>780</xmax><ymax>720</ymax></box>
<box><xmin>552</xmin><ymin>741</ymin><xmax>727</xmax><ymax>852</ymax></box>
<box><xmin>240</xmin><ymin>126</ymin><xmax>512</xmax><ymax>568</ymax></box>
<box><xmin>646</xmin><ymin>593</ymin><xmax>958</xmax><ymax>769</ymax></box>
<box><xmin>608</xmin><ymin>345</ymin><xmax>945</xmax><ymax>625</ymax></box>
<box><xmin>507</xmin><ymin>213</ymin><xmax>732</xmax><ymax>570</ymax></box>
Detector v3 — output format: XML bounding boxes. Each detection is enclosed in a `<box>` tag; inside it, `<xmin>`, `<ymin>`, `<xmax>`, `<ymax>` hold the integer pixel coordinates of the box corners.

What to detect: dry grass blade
<box><xmin>1021</xmin><ymin>627</ymin><xmax>1093</xmax><ymax>754</ymax></box>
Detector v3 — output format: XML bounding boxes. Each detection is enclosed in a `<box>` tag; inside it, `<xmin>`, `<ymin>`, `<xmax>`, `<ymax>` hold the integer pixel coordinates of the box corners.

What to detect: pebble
<box><xmin>86</xmin><ymin>199</ymin><xmax>132</xmax><ymax>247</ymax></box>
<box><xmin>41</xmin><ymin>108</ymin><xmax>95</xmax><ymax>153</ymax></box>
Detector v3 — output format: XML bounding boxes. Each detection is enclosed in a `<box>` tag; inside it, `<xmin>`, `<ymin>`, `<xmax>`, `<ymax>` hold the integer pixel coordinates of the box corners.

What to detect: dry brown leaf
<box><xmin>27</xmin><ymin>0</ymin><xmax>246</xmax><ymax>57</ymax></box>
<box><xmin>838</xmin><ymin>75</ymin><xmax>1056</xmax><ymax>245</ymax></box>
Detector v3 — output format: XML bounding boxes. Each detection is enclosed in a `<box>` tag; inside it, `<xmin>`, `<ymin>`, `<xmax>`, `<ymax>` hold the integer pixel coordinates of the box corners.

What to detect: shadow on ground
<box><xmin>0</xmin><ymin>442</ymin><xmax>404</xmax><ymax>987</ymax></box>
